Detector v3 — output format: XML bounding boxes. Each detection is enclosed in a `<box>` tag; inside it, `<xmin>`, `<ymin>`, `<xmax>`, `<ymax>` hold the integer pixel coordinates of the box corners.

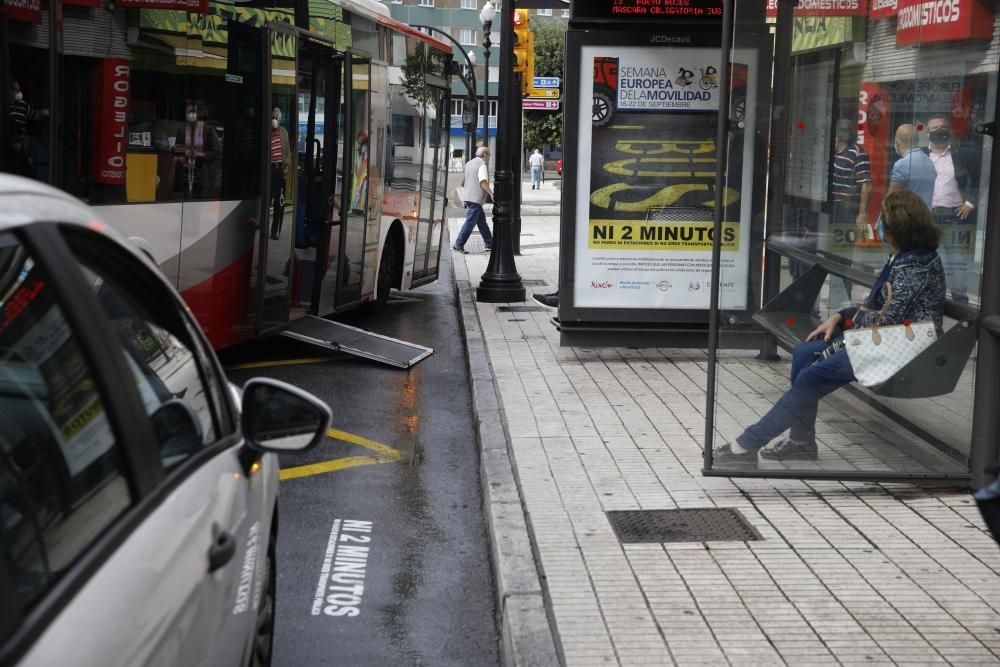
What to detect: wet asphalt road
<box><xmin>220</xmin><ymin>241</ymin><xmax>500</xmax><ymax>666</ymax></box>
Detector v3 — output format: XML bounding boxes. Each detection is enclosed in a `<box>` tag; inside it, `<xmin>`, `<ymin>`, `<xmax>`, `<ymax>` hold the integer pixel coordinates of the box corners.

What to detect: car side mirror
<box><xmin>241</xmin><ymin>378</ymin><xmax>331</xmax><ymax>452</ymax></box>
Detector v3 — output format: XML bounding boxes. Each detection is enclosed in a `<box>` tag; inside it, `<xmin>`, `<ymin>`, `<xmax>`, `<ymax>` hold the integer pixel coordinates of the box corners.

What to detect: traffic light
<box><xmin>512</xmin><ymin>9</ymin><xmax>534</xmax><ymax>96</ymax></box>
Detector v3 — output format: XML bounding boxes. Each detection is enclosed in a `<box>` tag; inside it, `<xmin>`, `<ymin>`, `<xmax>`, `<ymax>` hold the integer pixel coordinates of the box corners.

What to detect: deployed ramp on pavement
<box><xmin>281</xmin><ymin>315</ymin><xmax>432</xmax><ymax>369</ymax></box>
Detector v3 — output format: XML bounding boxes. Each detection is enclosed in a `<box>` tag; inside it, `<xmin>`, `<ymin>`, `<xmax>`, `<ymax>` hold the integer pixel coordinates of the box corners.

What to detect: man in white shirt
<box><xmin>452</xmin><ymin>146</ymin><xmax>494</xmax><ymax>254</ymax></box>
<box><xmin>528</xmin><ymin>148</ymin><xmax>544</xmax><ymax>190</ymax></box>
<box><xmin>923</xmin><ymin>115</ymin><xmax>978</xmax><ymax>302</ymax></box>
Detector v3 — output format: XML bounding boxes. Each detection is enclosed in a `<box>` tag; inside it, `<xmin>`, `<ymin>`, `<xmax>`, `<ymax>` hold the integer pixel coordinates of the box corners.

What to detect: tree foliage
<box><xmin>522</xmin><ymin>18</ymin><xmax>566</xmax><ymax>152</ymax></box>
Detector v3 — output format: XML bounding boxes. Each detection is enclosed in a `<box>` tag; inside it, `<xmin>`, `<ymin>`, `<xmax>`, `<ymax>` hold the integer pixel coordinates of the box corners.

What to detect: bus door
<box><xmin>334</xmin><ymin>56</ymin><xmax>371</xmax><ymax>309</ymax></box>
<box><xmin>295</xmin><ymin>39</ymin><xmax>342</xmax><ymax>312</ymax></box>
<box><xmin>254</xmin><ymin>22</ymin><xmax>298</xmax><ymax>336</ymax></box>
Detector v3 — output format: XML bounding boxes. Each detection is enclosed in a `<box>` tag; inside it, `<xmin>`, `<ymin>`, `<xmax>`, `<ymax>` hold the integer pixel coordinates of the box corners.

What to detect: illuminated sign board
<box><xmin>571</xmin><ymin>0</ymin><xmax>724</xmax><ymax>21</ymax></box>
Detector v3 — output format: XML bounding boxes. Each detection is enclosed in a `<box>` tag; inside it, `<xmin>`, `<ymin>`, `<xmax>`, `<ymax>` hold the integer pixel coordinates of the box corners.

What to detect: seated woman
<box><xmin>714</xmin><ymin>190</ymin><xmax>947</xmax><ymax>469</ymax></box>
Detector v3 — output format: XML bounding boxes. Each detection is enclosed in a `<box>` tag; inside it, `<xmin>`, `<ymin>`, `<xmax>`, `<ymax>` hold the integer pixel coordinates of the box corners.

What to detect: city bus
<box><xmin>1</xmin><ymin>0</ymin><xmax>452</xmax><ymax>353</ymax></box>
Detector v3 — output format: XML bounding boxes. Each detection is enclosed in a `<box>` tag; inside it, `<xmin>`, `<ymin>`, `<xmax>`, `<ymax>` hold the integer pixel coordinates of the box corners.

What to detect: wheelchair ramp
<box><xmin>281</xmin><ymin>316</ymin><xmax>432</xmax><ymax>369</ymax></box>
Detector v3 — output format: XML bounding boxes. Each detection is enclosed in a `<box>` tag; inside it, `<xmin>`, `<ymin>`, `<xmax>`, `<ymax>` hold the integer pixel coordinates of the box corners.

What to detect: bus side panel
<box><xmin>176</xmin><ymin>200</ymin><xmax>258</xmax><ymax>349</ymax></box>
<box><xmin>96</xmin><ymin>203</ymin><xmax>183</xmax><ymax>291</ymax></box>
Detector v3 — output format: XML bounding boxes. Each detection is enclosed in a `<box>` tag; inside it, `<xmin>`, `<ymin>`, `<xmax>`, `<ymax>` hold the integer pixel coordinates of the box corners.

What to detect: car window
<box><xmin>73</xmin><ymin>259</ymin><xmax>220</xmax><ymax>469</ymax></box>
<box><xmin>0</xmin><ymin>232</ymin><xmax>133</xmax><ymax>622</ymax></box>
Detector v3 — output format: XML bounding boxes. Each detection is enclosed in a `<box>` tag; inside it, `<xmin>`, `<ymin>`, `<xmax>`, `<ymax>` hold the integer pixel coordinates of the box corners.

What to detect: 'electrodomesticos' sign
<box><xmin>92</xmin><ymin>60</ymin><xmax>131</xmax><ymax>186</ymax></box>
<box><xmin>766</xmin><ymin>0</ymin><xmax>868</xmax><ymax>16</ymax></box>
<box><xmin>895</xmin><ymin>0</ymin><xmax>993</xmax><ymax>45</ymax></box>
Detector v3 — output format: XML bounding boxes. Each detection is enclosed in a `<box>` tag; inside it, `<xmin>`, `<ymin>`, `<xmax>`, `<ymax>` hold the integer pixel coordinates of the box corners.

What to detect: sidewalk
<box><xmin>451</xmin><ymin>180</ymin><xmax>1000</xmax><ymax>666</ymax></box>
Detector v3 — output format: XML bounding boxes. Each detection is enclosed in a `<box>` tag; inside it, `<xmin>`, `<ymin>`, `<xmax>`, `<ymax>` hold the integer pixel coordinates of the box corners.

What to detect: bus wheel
<box><xmin>592</xmin><ymin>91</ymin><xmax>614</xmax><ymax>127</ymax></box>
<box><xmin>374</xmin><ymin>239</ymin><xmax>398</xmax><ymax>307</ymax></box>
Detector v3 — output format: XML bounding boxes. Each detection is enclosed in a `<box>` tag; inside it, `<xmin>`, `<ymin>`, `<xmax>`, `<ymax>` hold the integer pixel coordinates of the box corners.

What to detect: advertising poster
<box><xmin>573</xmin><ymin>46</ymin><xmax>755</xmax><ymax>310</ymax></box>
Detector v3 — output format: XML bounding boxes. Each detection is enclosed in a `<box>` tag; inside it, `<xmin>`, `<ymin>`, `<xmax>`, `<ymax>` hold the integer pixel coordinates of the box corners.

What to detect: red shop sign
<box><xmin>117</xmin><ymin>0</ymin><xmax>208</xmax><ymax>11</ymax></box>
<box><xmin>858</xmin><ymin>82</ymin><xmax>891</xmax><ymax>239</ymax></box>
<box><xmin>896</xmin><ymin>0</ymin><xmax>994</xmax><ymax>45</ymax></box>
<box><xmin>91</xmin><ymin>60</ymin><xmax>131</xmax><ymax>186</ymax></box>
<box><xmin>869</xmin><ymin>0</ymin><xmax>897</xmax><ymax>18</ymax></box>
<box><xmin>766</xmin><ymin>0</ymin><xmax>869</xmax><ymax>17</ymax></box>
<box><xmin>1</xmin><ymin>0</ymin><xmax>42</xmax><ymax>24</ymax></box>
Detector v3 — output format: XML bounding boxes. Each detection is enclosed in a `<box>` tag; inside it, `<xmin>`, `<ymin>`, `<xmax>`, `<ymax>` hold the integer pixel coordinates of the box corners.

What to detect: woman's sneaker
<box><xmin>759</xmin><ymin>438</ymin><xmax>818</xmax><ymax>461</ymax></box>
<box><xmin>712</xmin><ymin>444</ymin><xmax>758</xmax><ymax>470</ymax></box>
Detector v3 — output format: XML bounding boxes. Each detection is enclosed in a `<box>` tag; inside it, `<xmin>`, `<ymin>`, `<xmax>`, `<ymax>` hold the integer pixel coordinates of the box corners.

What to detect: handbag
<box><xmin>844</xmin><ymin>283</ymin><xmax>937</xmax><ymax>388</ymax></box>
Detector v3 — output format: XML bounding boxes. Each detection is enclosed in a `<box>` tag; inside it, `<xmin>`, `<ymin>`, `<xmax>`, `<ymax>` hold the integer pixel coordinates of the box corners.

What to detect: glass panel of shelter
<box><xmin>708</xmin><ymin>1</ymin><xmax>992</xmax><ymax>479</ymax></box>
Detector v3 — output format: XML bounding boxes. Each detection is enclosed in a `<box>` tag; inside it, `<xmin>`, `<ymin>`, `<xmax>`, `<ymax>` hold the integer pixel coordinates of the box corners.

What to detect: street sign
<box><xmin>534</xmin><ymin>76</ymin><xmax>560</xmax><ymax>88</ymax></box>
<box><xmin>523</xmin><ymin>99</ymin><xmax>560</xmax><ymax>110</ymax></box>
<box><xmin>526</xmin><ymin>88</ymin><xmax>560</xmax><ymax>99</ymax></box>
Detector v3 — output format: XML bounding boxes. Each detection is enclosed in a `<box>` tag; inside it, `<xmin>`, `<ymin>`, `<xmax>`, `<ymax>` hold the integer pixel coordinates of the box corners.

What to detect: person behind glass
<box><xmin>714</xmin><ymin>191</ymin><xmax>946</xmax><ymax>469</ymax></box>
<box><xmin>887</xmin><ymin>123</ymin><xmax>936</xmax><ymax>209</ymax></box>
<box><xmin>528</xmin><ymin>148</ymin><xmax>543</xmax><ymax>190</ymax></box>
<box><xmin>7</xmin><ymin>78</ymin><xmax>49</xmax><ymax>178</ymax></box>
<box><xmin>452</xmin><ymin>145</ymin><xmax>494</xmax><ymax>254</ymax></box>
<box><xmin>923</xmin><ymin>115</ymin><xmax>978</xmax><ymax>303</ymax></box>
<box><xmin>269</xmin><ymin>108</ymin><xmax>290</xmax><ymax>241</ymax></box>
<box><xmin>830</xmin><ymin>118</ymin><xmax>872</xmax><ymax>301</ymax></box>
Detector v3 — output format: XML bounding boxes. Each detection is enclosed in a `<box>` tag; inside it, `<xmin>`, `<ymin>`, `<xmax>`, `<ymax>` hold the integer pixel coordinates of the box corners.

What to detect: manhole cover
<box><xmin>497</xmin><ymin>305</ymin><xmax>548</xmax><ymax>312</ymax></box>
<box><xmin>606</xmin><ymin>509</ymin><xmax>761</xmax><ymax>543</ymax></box>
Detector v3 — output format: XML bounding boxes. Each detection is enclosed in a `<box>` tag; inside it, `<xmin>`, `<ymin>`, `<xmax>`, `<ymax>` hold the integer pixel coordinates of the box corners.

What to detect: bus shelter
<box><xmin>705</xmin><ymin>0</ymin><xmax>1000</xmax><ymax>486</ymax></box>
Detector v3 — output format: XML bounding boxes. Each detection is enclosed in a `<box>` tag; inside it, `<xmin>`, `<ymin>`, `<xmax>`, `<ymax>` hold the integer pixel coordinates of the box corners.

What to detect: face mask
<box><xmin>187</xmin><ymin>111</ymin><xmax>198</xmax><ymax>123</ymax></box>
<box><xmin>272</xmin><ymin>118</ymin><xmax>279</xmax><ymax>129</ymax></box>
<box><xmin>929</xmin><ymin>129</ymin><xmax>950</xmax><ymax>143</ymax></box>
<box><xmin>13</xmin><ymin>92</ymin><xmax>23</xmax><ymax>102</ymax></box>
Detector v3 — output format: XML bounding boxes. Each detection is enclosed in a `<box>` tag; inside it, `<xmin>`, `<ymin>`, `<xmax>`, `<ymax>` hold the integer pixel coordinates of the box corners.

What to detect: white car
<box><xmin>0</xmin><ymin>175</ymin><xmax>330</xmax><ymax>666</ymax></box>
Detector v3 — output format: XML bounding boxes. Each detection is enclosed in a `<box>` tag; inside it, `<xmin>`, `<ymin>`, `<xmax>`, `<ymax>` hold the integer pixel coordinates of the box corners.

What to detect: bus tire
<box><xmin>374</xmin><ymin>235</ymin><xmax>398</xmax><ymax>308</ymax></box>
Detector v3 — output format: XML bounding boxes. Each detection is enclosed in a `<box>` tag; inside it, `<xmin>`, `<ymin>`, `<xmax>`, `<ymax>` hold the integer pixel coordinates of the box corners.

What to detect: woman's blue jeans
<box><xmin>736</xmin><ymin>338</ymin><xmax>856</xmax><ymax>450</ymax></box>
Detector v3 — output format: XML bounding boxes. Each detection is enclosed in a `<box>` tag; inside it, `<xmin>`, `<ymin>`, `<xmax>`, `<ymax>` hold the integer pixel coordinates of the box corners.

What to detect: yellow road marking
<box><xmin>280</xmin><ymin>455</ymin><xmax>388</xmax><ymax>480</ymax></box>
<box><xmin>326</xmin><ymin>427</ymin><xmax>403</xmax><ymax>459</ymax></box>
<box><xmin>225</xmin><ymin>356</ymin><xmax>345</xmax><ymax>370</ymax></box>
<box><xmin>279</xmin><ymin>427</ymin><xmax>404</xmax><ymax>481</ymax></box>
<box><xmin>609</xmin><ymin>125</ymin><xmax>643</xmax><ymax>130</ymax></box>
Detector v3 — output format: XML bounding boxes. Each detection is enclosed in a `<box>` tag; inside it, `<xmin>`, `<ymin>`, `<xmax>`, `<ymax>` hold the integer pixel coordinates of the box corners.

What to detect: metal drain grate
<box><xmin>606</xmin><ymin>509</ymin><xmax>761</xmax><ymax>543</ymax></box>
<box><xmin>497</xmin><ymin>305</ymin><xmax>548</xmax><ymax>312</ymax></box>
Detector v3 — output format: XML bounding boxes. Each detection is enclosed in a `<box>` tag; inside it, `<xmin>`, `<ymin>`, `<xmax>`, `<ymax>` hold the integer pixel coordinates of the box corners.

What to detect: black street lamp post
<box><xmin>479</xmin><ymin>2</ymin><xmax>494</xmax><ymax>151</ymax></box>
<box><xmin>476</xmin><ymin>0</ymin><xmax>525</xmax><ymax>303</ymax></box>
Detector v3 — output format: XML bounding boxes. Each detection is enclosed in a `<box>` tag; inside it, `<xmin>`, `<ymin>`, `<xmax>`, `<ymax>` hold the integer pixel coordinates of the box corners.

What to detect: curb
<box><xmin>455</xmin><ymin>278</ymin><xmax>561</xmax><ymax>666</ymax></box>
<box><xmin>520</xmin><ymin>205</ymin><xmax>560</xmax><ymax>216</ymax></box>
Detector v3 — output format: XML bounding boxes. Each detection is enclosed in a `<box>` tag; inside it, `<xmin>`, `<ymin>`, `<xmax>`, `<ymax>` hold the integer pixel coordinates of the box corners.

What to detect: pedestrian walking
<box><xmin>452</xmin><ymin>146</ymin><xmax>494</xmax><ymax>254</ymax></box>
<box><xmin>528</xmin><ymin>148</ymin><xmax>543</xmax><ymax>190</ymax></box>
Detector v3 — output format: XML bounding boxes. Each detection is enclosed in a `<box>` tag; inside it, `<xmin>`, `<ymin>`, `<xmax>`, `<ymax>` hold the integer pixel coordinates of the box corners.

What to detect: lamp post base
<box><xmin>476</xmin><ymin>218</ymin><xmax>525</xmax><ymax>303</ymax></box>
<box><xmin>476</xmin><ymin>277</ymin><xmax>526</xmax><ymax>303</ymax></box>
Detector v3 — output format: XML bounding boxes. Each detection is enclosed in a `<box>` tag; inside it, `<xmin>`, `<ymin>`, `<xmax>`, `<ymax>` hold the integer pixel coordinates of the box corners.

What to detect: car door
<box><xmin>1</xmin><ymin>224</ymin><xmax>273</xmax><ymax>666</ymax></box>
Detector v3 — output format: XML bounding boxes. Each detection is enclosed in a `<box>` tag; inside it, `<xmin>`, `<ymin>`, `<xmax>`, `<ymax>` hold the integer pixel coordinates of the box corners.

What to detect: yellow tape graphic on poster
<box><xmin>588</xmin><ymin>220</ymin><xmax>739</xmax><ymax>251</ymax></box>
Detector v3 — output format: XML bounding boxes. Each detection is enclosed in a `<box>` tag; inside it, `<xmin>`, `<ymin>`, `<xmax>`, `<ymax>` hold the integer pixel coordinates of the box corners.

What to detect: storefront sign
<box><xmin>766</xmin><ymin>0</ymin><xmax>868</xmax><ymax>17</ymax></box>
<box><xmin>92</xmin><ymin>60</ymin><xmax>131</xmax><ymax>186</ymax></box>
<box><xmin>896</xmin><ymin>0</ymin><xmax>994</xmax><ymax>45</ymax></box>
<box><xmin>573</xmin><ymin>45</ymin><xmax>753</xmax><ymax>311</ymax></box>
<box><xmin>1</xmin><ymin>0</ymin><xmax>41</xmax><ymax>24</ymax></box>
<box><xmin>119</xmin><ymin>0</ymin><xmax>208</xmax><ymax>12</ymax></box>
<box><xmin>858</xmin><ymin>82</ymin><xmax>891</xmax><ymax>238</ymax></box>
<box><xmin>869</xmin><ymin>0</ymin><xmax>897</xmax><ymax>19</ymax></box>
<box><xmin>792</xmin><ymin>16</ymin><xmax>854</xmax><ymax>52</ymax></box>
